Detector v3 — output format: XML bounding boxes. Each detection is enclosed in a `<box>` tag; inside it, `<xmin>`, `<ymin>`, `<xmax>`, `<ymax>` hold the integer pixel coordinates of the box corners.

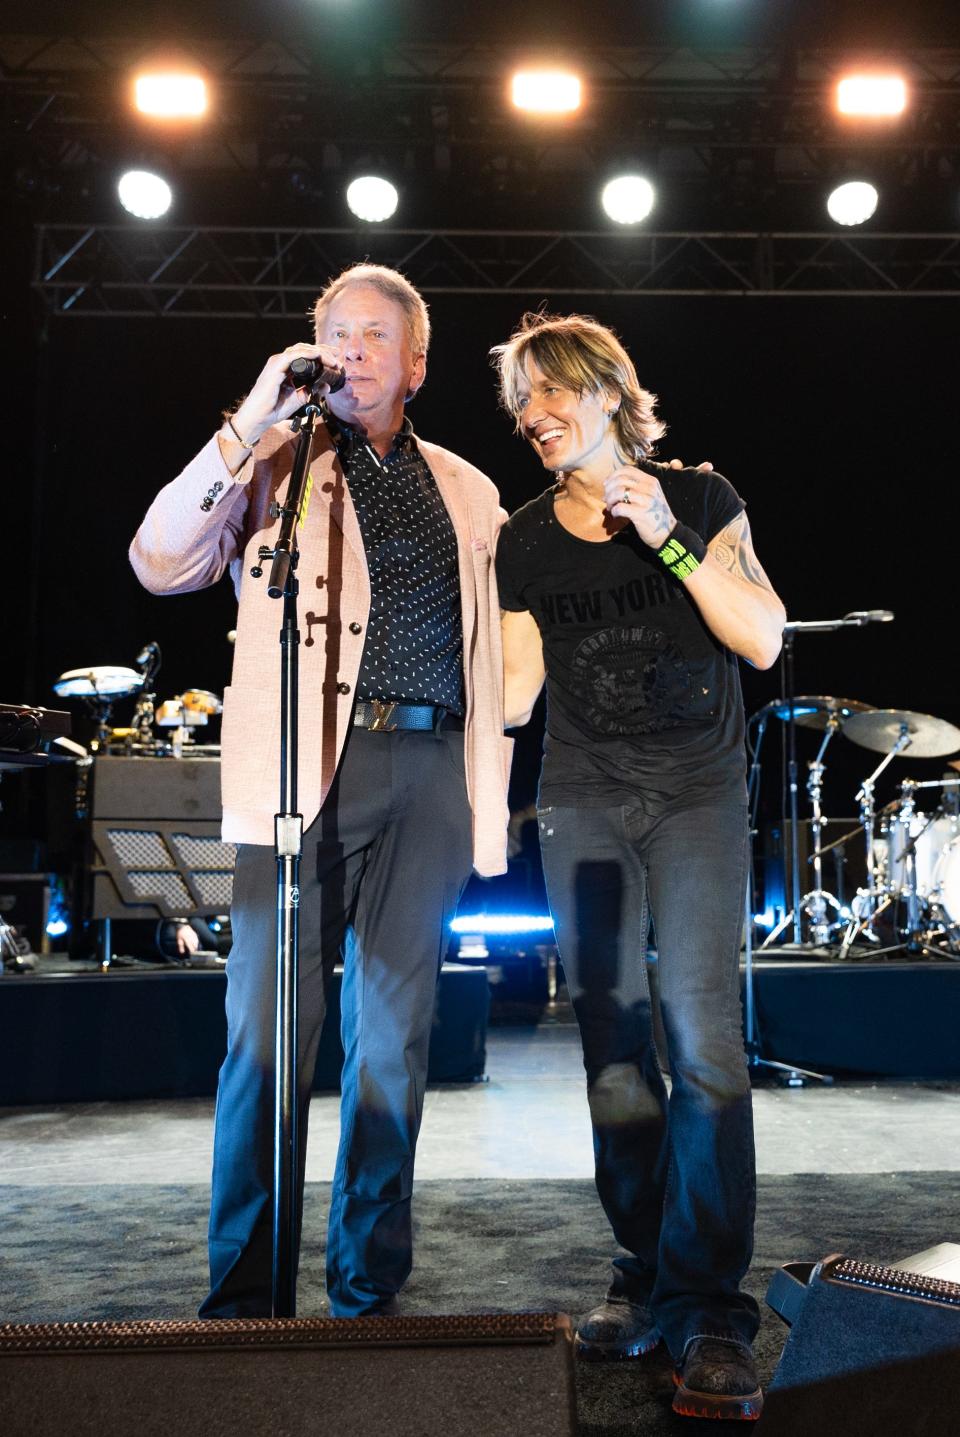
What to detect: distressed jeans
<box><xmin>537</xmin><ymin>798</ymin><xmax>759</xmax><ymax>1358</ymax></box>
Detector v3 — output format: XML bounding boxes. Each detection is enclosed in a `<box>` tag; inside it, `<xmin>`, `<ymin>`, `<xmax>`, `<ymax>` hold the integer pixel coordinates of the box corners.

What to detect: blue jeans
<box><xmin>537</xmin><ymin>799</ymin><xmax>759</xmax><ymax>1359</ymax></box>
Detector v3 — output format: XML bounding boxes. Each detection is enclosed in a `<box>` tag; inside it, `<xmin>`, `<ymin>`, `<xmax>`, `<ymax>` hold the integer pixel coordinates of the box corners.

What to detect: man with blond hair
<box><xmin>131</xmin><ymin>264</ymin><xmax>510</xmax><ymax>1318</ymax></box>
<box><xmin>493</xmin><ymin>310</ymin><xmax>785</xmax><ymax>1421</ymax></box>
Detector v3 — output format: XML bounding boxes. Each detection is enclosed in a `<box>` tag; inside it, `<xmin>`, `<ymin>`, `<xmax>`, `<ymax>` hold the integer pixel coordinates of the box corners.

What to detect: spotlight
<box><xmin>346</xmin><ymin>175</ymin><xmax>399</xmax><ymax>223</ymax></box>
<box><xmin>836</xmin><ymin>74</ymin><xmax>907</xmax><ymax>118</ymax></box>
<box><xmin>133</xmin><ymin>72</ymin><xmax>208</xmax><ymax>119</ymax></box>
<box><xmin>826</xmin><ymin>180</ymin><xmax>879</xmax><ymax>226</ymax></box>
<box><xmin>511</xmin><ymin>70</ymin><xmax>582</xmax><ymax>115</ymax></box>
<box><xmin>601</xmin><ymin>175</ymin><xmax>656</xmax><ymax>225</ymax></box>
<box><xmin>118</xmin><ymin>169</ymin><xmax>173</xmax><ymax>219</ymax></box>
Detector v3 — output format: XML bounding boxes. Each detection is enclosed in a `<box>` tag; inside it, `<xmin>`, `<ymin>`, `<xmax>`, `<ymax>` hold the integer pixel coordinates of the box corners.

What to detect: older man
<box><xmin>130</xmin><ymin>264</ymin><xmax>510</xmax><ymax>1318</ymax></box>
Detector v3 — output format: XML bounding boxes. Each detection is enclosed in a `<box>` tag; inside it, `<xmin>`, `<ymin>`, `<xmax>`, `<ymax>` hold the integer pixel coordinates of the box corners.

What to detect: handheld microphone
<box><xmin>287</xmin><ymin>356</ymin><xmax>347</xmax><ymax>393</ymax></box>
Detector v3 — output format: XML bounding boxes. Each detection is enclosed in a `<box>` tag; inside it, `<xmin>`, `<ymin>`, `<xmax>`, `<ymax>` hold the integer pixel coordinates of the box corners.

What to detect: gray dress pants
<box><xmin>199</xmin><ymin>722</ymin><xmax>474</xmax><ymax>1317</ymax></box>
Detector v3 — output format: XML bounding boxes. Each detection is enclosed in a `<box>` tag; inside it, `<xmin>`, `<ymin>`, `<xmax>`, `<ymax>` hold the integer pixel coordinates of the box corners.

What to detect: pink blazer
<box><xmin>130</xmin><ymin>424</ymin><xmax>511</xmax><ymax>875</ymax></box>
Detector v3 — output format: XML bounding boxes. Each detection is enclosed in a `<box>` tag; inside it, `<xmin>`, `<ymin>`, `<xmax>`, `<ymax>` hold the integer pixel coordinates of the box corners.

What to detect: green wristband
<box><xmin>656</xmin><ymin>523</ymin><xmax>707</xmax><ymax>582</ymax></box>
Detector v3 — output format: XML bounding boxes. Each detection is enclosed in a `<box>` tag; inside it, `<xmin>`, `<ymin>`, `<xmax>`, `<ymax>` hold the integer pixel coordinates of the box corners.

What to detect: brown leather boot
<box><xmin>672</xmin><ymin>1337</ymin><xmax>763</xmax><ymax>1421</ymax></box>
<box><xmin>574</xmin><ymin>1296</ymin><xmax>660</xmax><ymax>1360</ymax></box>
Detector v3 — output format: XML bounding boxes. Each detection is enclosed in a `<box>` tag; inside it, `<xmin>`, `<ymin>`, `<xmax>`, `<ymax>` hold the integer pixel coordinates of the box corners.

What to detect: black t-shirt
<box><xmin>496</xmin><ymin>465</ymin><xmax>748</xmax><ymax>812</ymax></box>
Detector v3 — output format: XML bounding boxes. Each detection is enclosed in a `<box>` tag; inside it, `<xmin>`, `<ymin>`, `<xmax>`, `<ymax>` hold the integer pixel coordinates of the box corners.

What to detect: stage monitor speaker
<box><xmin>760</xmin><ymin>1253</ymin><xmax>960</xmax><ymax>1434</ymax></box>
<box><xmin>67</xmin><ymin>755</ymin><xmax>237</xmax><ymax>923</ymax></box>
<box><xmin>0</xmin><ymin>1311</ymin><xmax>576</xmax><ymax>1437</ymax></box>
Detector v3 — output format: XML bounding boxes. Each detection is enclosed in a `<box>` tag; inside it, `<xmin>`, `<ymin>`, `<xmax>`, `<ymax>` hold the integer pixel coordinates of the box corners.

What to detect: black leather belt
<box><xmin>352</xmin><ymin>700</ymin><xmax>464</xmax><ymax>733</ymax></box>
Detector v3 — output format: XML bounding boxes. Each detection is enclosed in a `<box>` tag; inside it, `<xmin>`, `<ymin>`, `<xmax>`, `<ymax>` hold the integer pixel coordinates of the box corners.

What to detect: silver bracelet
<box><xmin>226</xmin><ymin>415</ymin><xmax>260</xmax><ymax>449</ymax></box>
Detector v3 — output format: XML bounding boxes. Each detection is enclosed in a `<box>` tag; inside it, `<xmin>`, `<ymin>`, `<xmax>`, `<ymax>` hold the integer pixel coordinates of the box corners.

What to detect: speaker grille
<box><xmin>830</xmin><ymin>1257</ymin><xmax>960</xmax><ymax>1307</ymax></box>
<box><xmin>0</xmin><ymin>1313</ymin><xmax>571</xmax><ymax>1354</ymax></box>
<box><xmin>92</xmin><ymin>819</ymin><xmax>237</xmax><ymax>918</ymax></box>
<box><xmin>191</xmin><ymin>872</ymin><xmax>236</xmax><ymax>907</ymax></box>
<box><xmin>125</xmin><ymin>871</ymin><xmax>194</xmax><ymax>907</ymax></box>
<box><xmin>170</xmin><ymin>834</ymin><xmax>238</xmax><ymax>870</ymax></box>
<box><xmin>107</xmin><ymin>829</ymin><xmax>173</xmax><ymax>868</ymax></box>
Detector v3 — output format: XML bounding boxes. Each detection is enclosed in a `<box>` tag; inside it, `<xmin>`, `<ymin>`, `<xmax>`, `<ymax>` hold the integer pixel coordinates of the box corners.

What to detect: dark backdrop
<box><xmin>7</xmin><ymin>292</ymin><xmax>957</xmax><ymax>824</ymax></box>
<box><xmin>3</xmin><ymin>0</ymin><xmax>959</xmax><ymax>839</ymax></box>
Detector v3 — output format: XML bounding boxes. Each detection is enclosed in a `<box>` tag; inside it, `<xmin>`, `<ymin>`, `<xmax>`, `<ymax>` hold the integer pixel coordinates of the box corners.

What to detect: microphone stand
<box><xmin>743</xmin><ymin>709</ymin><xmax>832</xmax><ymax>1085</ymax></box>
<box><xmin>249</xmin><ymin>396</ymin><xmax>322</xmax><ymax>1318</ymax></box>
<box><xmin>742</xmin><ymin>610</ymin><xmax>892</xmax><ymax>1085</ymax></box>
<box><xmin>776</xmin><ymin>612</ymin><xmax>893</xmax><ymax>950</ymax></box>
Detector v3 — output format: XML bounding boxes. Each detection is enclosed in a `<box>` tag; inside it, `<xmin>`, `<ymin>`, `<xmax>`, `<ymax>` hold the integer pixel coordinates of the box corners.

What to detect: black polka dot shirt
<box><xmin>326</xmin><ymin>412</ymin><xmax>465</xmax><ymax>716</ymax></box>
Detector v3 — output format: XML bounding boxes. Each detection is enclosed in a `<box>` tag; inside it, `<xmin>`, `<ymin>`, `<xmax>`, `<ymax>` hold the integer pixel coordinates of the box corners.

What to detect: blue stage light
<box><xmin>450</xmin><ymin>914</ymin><xmax>555</xmax><ymax>936</ymax></box>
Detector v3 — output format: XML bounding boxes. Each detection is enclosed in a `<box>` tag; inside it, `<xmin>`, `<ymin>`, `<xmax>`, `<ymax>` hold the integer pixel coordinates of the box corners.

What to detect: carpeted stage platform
<box><xmin>2</xmin><ymin>1173</ymin><xmax>955</xmax><ymax>1434</ymax></box>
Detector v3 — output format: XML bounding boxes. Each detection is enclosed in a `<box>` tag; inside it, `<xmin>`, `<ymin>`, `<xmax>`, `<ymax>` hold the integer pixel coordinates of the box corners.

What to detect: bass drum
<box><xmin>881</xmin><ymin>813</ymin><xmax>958</xmax><ymax>896</ymax></box>
<box><xmin>932</xmin><ymin>834</ymin><xmax>960</xmax><ymax>924</ymax></box>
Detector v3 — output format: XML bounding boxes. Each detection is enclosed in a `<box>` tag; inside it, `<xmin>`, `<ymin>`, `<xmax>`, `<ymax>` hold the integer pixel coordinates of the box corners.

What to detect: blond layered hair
<box><xmin>492</xmin><ymin>311</ymin><xmax>666</xmax><ymax>462</ymax></box>
<box><xmin>312</xmin><ymin>263</ymin><xmax>431</xmax><ymax>357</ymax></box>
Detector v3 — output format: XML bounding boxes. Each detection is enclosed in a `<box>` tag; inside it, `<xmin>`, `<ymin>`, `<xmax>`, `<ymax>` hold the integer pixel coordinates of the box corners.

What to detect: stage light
<box><xmin>346</xmin><ymin>175</ymin><xmax>399</xmax><ymax>222</ymax></box>
<box><xmin>836</xmin><ymin>74</ymin><xmax>907</xmax><ymax>118</ymax></box>
<box><xmin>602</xmin><ymin>174</ymin><xmax>656</xmax><ymax>225</ymax></box>
<box><xmin>450</xmin><ymin>914</ymin><xmax>555</xmax><ymax>935</ymax></box>
<box><xmin>134</xmin><ymin>71</ymin><xmax>208</xmax><ymax>119</ymax></box>
<box><xmin>827</xmin><ymin>180</ymin><xmax>879</xmax><ymax>226</ymax></box>
<box><xmin>118</xmin><ymin>169</ymin><xmax>173</xmax><ymax>219</ymax></box>
<box><xmin>511</xmin><ymin>70</ymin><xmax>582</xmax><ymax>115</ymax></box>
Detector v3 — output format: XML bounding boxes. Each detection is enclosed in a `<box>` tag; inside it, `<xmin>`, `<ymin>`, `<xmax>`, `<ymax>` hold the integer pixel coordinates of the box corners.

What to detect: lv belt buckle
<box><xmin>369</xmin><ymin>700</ymin><xmax>398</xmax><ymax>732</ymax></box>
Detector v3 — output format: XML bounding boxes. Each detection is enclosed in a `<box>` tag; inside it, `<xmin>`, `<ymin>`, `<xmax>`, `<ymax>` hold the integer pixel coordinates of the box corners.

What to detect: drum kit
<box><xmin>751</xmin><ymin>696</ymin><xmax>960</xmax><ymax>959</ymax></box>
<box><xmin>52</xmin><ymin>645</ymin><xmax>222</xmax><ymax>759</ymax></box>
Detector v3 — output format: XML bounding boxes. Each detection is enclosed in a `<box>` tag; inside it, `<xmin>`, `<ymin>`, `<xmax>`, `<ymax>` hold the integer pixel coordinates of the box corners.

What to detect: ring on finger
<box><xmin>622</xmin><ymin>489</ymin><xmax>631</xmax><ymax>505</ymax></box>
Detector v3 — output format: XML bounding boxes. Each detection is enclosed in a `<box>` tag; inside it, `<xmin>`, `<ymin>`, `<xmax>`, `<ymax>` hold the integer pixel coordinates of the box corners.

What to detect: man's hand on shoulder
<box><xmin>666</xmin><ymin>458</ymin><xmax>713</xmax><ymax>473</ymax></box>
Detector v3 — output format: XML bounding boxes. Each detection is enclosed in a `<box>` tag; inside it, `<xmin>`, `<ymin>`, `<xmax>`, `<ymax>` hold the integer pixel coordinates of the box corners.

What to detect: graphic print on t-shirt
<box><xmin>540</xmin><ymin>566</ymin><xmax>680</xmax><ymax>626</ymax></box>
<box><xmin>570</xmin><ymin>624</ymin><xmax>693</xmax><ymax>735</ymax></box>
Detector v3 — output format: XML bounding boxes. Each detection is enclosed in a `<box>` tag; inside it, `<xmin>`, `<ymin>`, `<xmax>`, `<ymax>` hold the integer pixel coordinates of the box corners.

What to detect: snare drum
<box><xmin>879</xmin><ymin>813</ymin><xmax>959</xmax><ymax>896</ymax></box>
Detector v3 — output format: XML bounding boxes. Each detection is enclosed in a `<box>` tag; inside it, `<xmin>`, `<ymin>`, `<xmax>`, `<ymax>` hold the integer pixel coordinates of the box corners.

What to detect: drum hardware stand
<box><xmin>892</xmin><ymin>781</ymin><xmax>925</xmax><ymax>954</ymax></box>
<box><xmin>774</xmin><ymin>613</ymin><xmax>892</xmax><ymax>945</ymax></box>
<box><xmin>86</xmin><ymin>693</ymin><xmax>122</xmax><ymax>752</ymax></box>
<box><xmin>761</xmin><ymin>713</ymin><xmax>845</xmax><ymax>949</ymax></box>
<box><xmin>839</xmin><ymin>724</ymin><xmax>913</xmax><ymax>958</ymax></box>
<box><xmin>130</xmin><ymin>641</ymin><xmax>161</xmax><ymax>751</ymax></box>
<box><xmin>248</xmin><ymin>397</ymin><xmax>323</xmax><ymax>1318</ymax></box>
<box><xmin>743</xmin><ymin>710</ymin><xmax>832</xmax><ymax>1085</ymax></box>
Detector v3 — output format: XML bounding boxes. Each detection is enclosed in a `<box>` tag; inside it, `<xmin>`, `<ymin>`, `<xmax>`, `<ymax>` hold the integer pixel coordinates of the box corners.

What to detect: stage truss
<box><xmin>5</xmin><ymin>36</ymin><xmax>960</xmax><ymax>198</ymax></box>
<box><xmin>33</xmin><ymin>224</ymin><xmax>960</xmax><ymax>312</ymax></box>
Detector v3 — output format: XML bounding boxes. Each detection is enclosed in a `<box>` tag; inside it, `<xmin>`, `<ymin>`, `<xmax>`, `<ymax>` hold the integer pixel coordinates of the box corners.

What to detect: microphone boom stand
<box><xmin>771</xmin><ymin>612</ymin><xmax>893</xmax><ymax>951</ymax></box>
<box><xmin>743</xmin><ymin>712</ymin><xmax>832</xmax><ymax>1085</ymax></box>
<box><xmin>742</xmin><ymin>610</ymin><xmax>892</xmax><ymax>1086</ymax></box>
<box><xmin>249</xmin><ymin>397</ymin><xmax>322</xmax><ymax>1317</ymax></box>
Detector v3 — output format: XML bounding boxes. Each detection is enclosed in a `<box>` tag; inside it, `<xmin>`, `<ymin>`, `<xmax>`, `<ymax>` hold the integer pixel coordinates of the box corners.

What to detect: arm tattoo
<box><xmin>711</xmin><ymin>512</ymin><xmax>774</xmax><ymax>590</ymax></box>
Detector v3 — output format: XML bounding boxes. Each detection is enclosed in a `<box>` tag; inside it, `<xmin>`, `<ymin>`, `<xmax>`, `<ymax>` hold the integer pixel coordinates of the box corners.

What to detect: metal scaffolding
<box><xmin>33</xmin><ymin>224</ymin><xmax>960</xmax><ymax>312</ymax></box>
<box><xmin>5</xmin><ymin>35</ymin><xmax>960</xmax><ymax>187</ymax></box>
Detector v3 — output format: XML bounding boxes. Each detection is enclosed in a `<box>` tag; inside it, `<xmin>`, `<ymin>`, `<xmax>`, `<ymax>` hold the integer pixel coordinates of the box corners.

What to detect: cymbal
<box><xmin>765</xmin><ymin>695</ymin><xmax>875</xmax><ymax>732</ymax></box>
<box><xmin>842</xmin><ymin>708</ymin><xmax>960</xmax><ymax>759</ymax></box>
<box><xmin>53</xmin><ymin>666</ymin><xmax>144</xmax><ymax>699</ymax></box>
